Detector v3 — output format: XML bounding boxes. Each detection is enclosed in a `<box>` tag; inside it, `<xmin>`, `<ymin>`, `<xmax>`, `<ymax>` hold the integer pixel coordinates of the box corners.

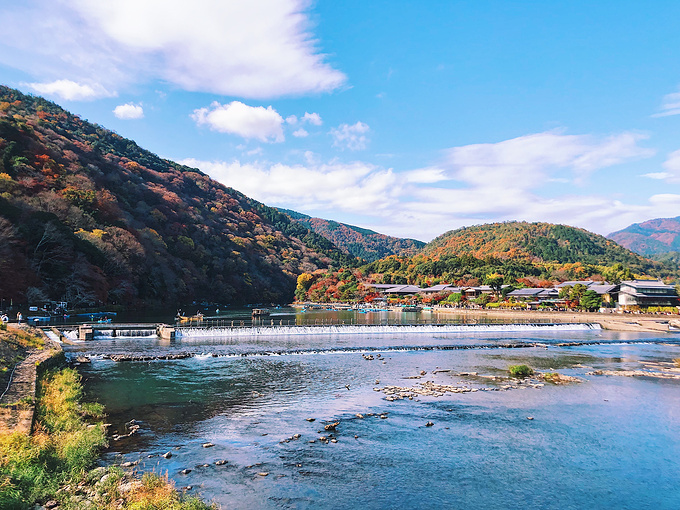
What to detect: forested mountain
<box><xmin>424</xmin><ymin>221</ymin><xmax>654</xmax><ymax>270</ymax></box>
<box><xmin>277</xmin><ymin>208</ymin><xmax>425</xmax><ymax>262</ymax></box>
<box><xmin>294</xmin><ymin>221</ymin><xmax>675</xmax><ymax>303</ymax></box>
<box><xmin>0</xmin><ymin>86</ymin><xmax>355</xmax><ymax>307</ymax></box>
<box><xmin>608</xmin><ymin>217</ymin><xmax>680</xmax><ymax>256</ymax></box>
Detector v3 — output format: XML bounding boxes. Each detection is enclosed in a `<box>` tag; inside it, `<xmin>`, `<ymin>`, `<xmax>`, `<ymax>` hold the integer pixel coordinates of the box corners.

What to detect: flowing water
<box><xmin>67</xmin><ymin>315</ymin><xmax>680</xmax><ymax>509</ymax></box>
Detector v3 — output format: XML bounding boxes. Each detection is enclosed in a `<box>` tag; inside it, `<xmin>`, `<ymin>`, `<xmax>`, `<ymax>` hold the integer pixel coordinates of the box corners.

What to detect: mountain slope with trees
<box><xmin>423</xmin><ymin>221</ymin><xmax>656</xmax><ymax>271</ymax></box>
<box><xmin>277</xmin><ymin>208</ymin><xmax>425</xmax><ymax>262</ymax></box>
<box><xmin>608</xmin><ymin>216</ymin><xmax>680</xmax><ymax>256</ymax></box>
<box><xmin>0</xmin><ymin>85</ymin><xmax>355</xmax><ymax>307</ymax></box>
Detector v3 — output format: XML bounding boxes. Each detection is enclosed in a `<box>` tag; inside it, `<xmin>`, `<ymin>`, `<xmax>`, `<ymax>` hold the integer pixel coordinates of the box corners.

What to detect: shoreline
<box><xmin>430</xmin><ymin>307</ymin><xmax>678</xmax><ymax>333</ymax></box>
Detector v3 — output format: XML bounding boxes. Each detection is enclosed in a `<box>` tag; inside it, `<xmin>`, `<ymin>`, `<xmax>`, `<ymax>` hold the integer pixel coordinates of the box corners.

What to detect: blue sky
<box><xmin>1</xmin><ymin>0</ymin><xmax>680</xmax><ymax>241</ymax></box>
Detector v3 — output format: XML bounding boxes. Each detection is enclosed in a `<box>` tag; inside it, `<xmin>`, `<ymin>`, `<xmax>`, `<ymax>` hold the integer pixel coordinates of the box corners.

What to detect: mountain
<box><xmin>423</xmin><ymin>221</ymin><xmax>656</xmax><ymax>271</ymax></box>
<box><xmin>608</xmin><ymin>217</ymin><xmax>680</xmax><ymax>256</ymax></box>
<box><xmin>0</xmin><ymin>85</ymin><xmax>356</xmax><ymax>307</ymax></box>
<box><xmin>277</xmin><ymin>208</ymin><xmax>425</xmax><ymax>262</ymax></box>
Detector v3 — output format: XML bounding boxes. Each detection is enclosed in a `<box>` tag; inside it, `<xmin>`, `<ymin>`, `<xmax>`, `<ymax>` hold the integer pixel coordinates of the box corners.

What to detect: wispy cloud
<box><xmin>180</xmin><ymin>130</ymin><xmax>658</xmax><ymax>240</ymax></box>
<box><xmin>26</xmin><ymin>79</ymin><xmax>114</xmax><ymax>101</ymax></box>
<box><xmin>330</xmin><ymin>121</ymin><xmax>370</xmax><ymax>151</ymax></box>
<box><xmin>1</xmin><ymin>0</ymin><xmax>346</xmax><ymax>99</ymax></box>
<box><xmin>652</xmin><ymin>88</ymin><xmax>680</xmax><ymax>117</ymax></box>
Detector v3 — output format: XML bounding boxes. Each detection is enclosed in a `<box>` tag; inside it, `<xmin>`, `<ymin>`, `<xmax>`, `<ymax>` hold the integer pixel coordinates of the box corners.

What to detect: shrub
<box><xmin>508</xmin><ymin>364</ymin><xmax>534</xmax><ymax>378</ymax></box>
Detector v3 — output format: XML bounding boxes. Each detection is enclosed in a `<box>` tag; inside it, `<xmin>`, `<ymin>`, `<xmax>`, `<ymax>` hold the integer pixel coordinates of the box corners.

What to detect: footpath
<box><xmin>0</xmin><ymin>327</ymin><xmax>63</xmax><ymax>434</ymax></box>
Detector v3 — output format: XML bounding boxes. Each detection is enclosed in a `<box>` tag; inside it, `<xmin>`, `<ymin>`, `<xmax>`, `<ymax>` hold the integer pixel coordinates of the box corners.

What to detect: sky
<box><xmin>1</xmin><ymin>0</ymin><xmax>680</xmax><ymax>242</ymax></box>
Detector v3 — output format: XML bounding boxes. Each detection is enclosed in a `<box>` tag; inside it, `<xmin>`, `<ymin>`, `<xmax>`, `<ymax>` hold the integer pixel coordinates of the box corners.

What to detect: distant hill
<box><xmin>423</xmin><ymin>221</ymin><xmax>656</xmax><ymax>271</ymax></box>
<box><xmin>277</xmin><ymin>208</ymin><xmax>425</xmax><ymax>262</ymax></box>
<box><xmin>0</xmin><ymin>85</ymin><xmax>355</xmax><ymax>307</ymax></box>
<box><xmin>608</xmin><ymin>217</ymin><xmax>680</xmax><ymax>256</ymax></box>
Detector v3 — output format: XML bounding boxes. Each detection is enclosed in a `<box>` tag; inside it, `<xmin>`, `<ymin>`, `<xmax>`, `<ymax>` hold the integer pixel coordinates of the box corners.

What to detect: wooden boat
<box><xmin>177</xmin><ymin>313</ymin><xmax>204</xmax><ymax>323</ymax></box>
<box><xmin>252</xmin><ymin>308</ymin><xmax>271</xmax><ymax>317</ymax></box>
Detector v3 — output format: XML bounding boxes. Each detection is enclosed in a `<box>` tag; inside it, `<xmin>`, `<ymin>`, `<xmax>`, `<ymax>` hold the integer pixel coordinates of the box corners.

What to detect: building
<box><xmin>618</xmin><ymin>280</ymin><xmax>679</xmax><ymax>309</ymax></box>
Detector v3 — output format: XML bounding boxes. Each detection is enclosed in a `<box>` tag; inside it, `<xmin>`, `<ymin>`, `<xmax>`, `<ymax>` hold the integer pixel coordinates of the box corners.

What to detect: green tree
<box><xmin>485</xmin><ymin>273</ymin><xmax>504</xmax><ymax>298</ymax></box>
<box><xmin>580</xmin><ymin>290</ymin><xmax>602</xmax><ymax>311</ymax></box>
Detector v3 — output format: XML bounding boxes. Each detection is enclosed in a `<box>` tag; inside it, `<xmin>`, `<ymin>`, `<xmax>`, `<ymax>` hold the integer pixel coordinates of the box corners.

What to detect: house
<box><xmin>586</xmin><ymin>283</ymin><xmax>619</xmax><ymax>304</ymax></box>
<box><xmin>381</xmin><ymin>285</ymin><xmax>422</xmax><ymax>295</ymax></box>
<box><xmin>508</xmin><ymin>288</ymin><xmax>559</xmax><ymax>301</ymax></box>
<box><xmin>618</xmin><ymin>280</ymin><xmax>679</xmax><ymax>309</ymax></box>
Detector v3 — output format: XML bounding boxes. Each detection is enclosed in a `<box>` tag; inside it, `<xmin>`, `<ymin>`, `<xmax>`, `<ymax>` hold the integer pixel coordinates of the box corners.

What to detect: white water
<box><xmin>61</xmin><ymin>329</ymin><xmax>156</xmax><ymax>340</ymax></box>
<box><xmin>177</xmin><ymin>322</ymin><xmax>600</xmax><ymax>338</ymax></box>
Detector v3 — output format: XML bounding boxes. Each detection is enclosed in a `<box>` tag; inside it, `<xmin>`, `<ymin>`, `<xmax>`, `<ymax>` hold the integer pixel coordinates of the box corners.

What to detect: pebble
<box><xmin>258</xmin><ymin>472</ymin><xmax>269</xmax><ymax>477</ymax></box>
<box><xmin>180</xmin><ymin>469</ymin><xmax>192</xmax><ymax>475</ymax></box>
<box><xmin>425</xmin><ymin>421</ymin><xmax>434</xmax><ymax>427</ymax></box>
<box><xmin>527</xmin><ymin>417</ymin><xmax>534</xmax><ymax>420</ymax></box>
<box><xmin>293</xmin><ymin>433</ymin><xmax>301</xmax><ymax>439</ymax></box>
<box><xmin>202</xmin><ymin>442</ymin><xmax>215</xmax><ymax>448</ymax></box>
<box><xmin>355</xmin><ymin>413</ymin><xmax>364</xmax><ymax>419</ymax></box>
<box><xmin>215</xmin><ymin>460</ymin><xmax>228</xmax><ymax>465</ymax></box>
<box><xmin>162</xmin><ymin>452</ymin><xmax>172</xmax><ymax>459</ymax></box>
<box><xmin>306</xmin><ymin>418</ymin><xmax>315</xmax><ymax>422</ymax></box>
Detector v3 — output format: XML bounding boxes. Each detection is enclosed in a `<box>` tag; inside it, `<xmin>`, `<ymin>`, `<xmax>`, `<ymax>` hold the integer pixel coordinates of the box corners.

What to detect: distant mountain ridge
<box><xmin>277</xmin><ymin>208</ymin><xmax>425</xmax><ymax>262</ymax></box>
<box><xmin>608</xmin><ymin>217</ymin><xmax>680</xmax><ymax>256</ymax></box>
<box><xmin>0</xmin><ymin>85</ymin><xmax>355</xmax><ymax>307</ymax></box>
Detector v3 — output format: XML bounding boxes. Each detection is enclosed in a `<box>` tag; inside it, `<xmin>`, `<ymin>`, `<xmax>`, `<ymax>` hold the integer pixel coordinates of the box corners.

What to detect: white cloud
<box><xmin>285</xmin><ymin>115</ymin><xmax>298</xmax><ymax>125</ymax></box>
<box><xmin>293</xmin><ymin>128</ymin><xmax>309</xmax><ymax>138</ymax></box>
<box><xmin>301</xmin><ymin>112</ymin><xmax>322</xmax><ymax>126</ymax></box>
<box><xmin>652</xmin><ymin>88</ymin><xmax>680</xmax><ymax>117</ymax></box>
<box><xmin>642</xmin><ymin>172</ymin><xmax>672</xmax><ymax>180</ymax></box>
<box><xmin>191</xmin><ymin>101</ymin><xmax>284</xmax><ymax>142</ymax></box>
<box><xmin>0</xmin><ymin>0</ymin><xmax>346</xmax><ymax>99</ymax></box>
<box><xmin>181</xmin><ymin>157</ymin><xmax>398</xmax><ymax>214</ymax></box>
<box><xmin>180</xmin><ymin>129</ymin><xmax>659</xmax><ymax>240</ymax></box>
<box><xmin>113</xmin><ymin>102</ymin><xmax>144</xmax><ymax>119</ymax></box>
<box><xmin>26</xmin><ymin>79</ymin><xmax>114</xmax><ymax>101</ymax></box>
<box><xmin>330</xmin><ymin>121</ymin><xmax>370</xmax><ymax>151</ymax></box>
<box><xmin>662</xmin><ymin>149</ymin><xmax>680</xmax><ymax>180</ymax></box>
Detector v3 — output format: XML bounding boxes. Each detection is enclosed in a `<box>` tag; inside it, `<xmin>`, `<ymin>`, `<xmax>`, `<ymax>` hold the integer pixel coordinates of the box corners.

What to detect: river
<box><xmin>65</xmin><ymin>309</ymin><xmax>680</xmax><ymax>509</ymax></box>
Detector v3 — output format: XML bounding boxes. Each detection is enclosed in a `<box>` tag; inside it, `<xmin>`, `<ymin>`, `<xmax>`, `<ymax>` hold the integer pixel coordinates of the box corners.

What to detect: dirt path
<box><xmin>0</xmin><ymin>330</ymin><xmax>63</xmax><ymax>434</ymax></box>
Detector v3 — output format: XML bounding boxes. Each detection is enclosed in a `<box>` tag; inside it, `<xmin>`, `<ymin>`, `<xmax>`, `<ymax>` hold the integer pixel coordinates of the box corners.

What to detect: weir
<box><xmin>176</xmin><ymin>322</ymin><xmax>601</xmax><ymax>338</ymax></box>
<box><xmin>53</xmin><ymin>321</ymin><xmax>600</xmax><ymax>341</ymax></box>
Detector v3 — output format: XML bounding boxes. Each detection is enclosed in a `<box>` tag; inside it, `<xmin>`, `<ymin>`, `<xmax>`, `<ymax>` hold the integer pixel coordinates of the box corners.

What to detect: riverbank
<box><xmin>430</xmin><ymin>307</ymin><xmax>679</xmax><ymax>333</ymax></box>
<box><xmin>0</xmin><ymin>326</ymin><xmax>217</xmax><ymax>509</ymax></box>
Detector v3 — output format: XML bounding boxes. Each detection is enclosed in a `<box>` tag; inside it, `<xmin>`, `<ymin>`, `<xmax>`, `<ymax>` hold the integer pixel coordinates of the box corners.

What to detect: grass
<box><xmin>0</xmin><ymin>368</ymin><xmax>107</xmax><ymax>508</ymax></box>
<box><xmin>0</xmin><ymin>367</ymin><xmax>216</xmax><ymax>509</ymax></box>
<box><xmin>0</xmin><ymin>325</ymin><xmax>44</xmax><ymax>373</ymax></box>
<box><xmin>508</xmin><ymin>364</ymin><xmax>534</xmax><ymax>378</ymax></box>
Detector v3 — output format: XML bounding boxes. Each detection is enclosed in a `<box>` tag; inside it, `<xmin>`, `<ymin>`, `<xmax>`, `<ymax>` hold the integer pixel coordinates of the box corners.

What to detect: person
<box><xmin>16</xmin><ymin>311</ymin><xmax>22</xmax><ymax>323</ymax></box>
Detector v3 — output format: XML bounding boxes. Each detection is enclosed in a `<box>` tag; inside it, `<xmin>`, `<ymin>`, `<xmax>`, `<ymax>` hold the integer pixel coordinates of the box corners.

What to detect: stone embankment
<box><xmin>0</xmin><ymin>326</ymin><xmax>64</xmax><ymax>434</ymax></box>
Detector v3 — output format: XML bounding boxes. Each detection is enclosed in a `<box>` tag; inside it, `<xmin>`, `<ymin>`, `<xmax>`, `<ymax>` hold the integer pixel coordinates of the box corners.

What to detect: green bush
<box><xmin>508</xmin><ymin>364</ymin><xmax>534</xmax><ymax>378</ymax></box>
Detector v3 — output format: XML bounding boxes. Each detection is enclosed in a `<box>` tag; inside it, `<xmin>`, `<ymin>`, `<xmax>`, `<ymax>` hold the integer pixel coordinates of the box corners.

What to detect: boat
<box><xmin>177</xmin><ymin>313</ymin><xmax>204</xmax><ymax>323</ymax></box>
<box><xmin>252</xmin><ymin>308</ymin><xmax>271</xmax><ymax>317</ymax></box>
<box><xmin>402</xmin><ymin>306</ymin><xmax>422</xmax><ymax>312</ymax></box>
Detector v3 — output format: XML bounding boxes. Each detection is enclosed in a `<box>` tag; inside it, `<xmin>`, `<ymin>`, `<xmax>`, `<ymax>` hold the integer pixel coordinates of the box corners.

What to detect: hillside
<box><xmin>608</xmin><ymin>217</ymin><xmax>680</xmax><ymax>256</ymax></box>
<box><xmin>277</xmin><ymin>208</ymin><xmax>425</xmax><ymax>262</ymax></box>
<box><xmin>0</xmin><ymin>86</ymin><xmax>356</xmax><ymax>307</ymax></box>
<box><xmin>423</xmin><ymin>221</ymin><xmax>658</xmax><ymax>273</ymax></box>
